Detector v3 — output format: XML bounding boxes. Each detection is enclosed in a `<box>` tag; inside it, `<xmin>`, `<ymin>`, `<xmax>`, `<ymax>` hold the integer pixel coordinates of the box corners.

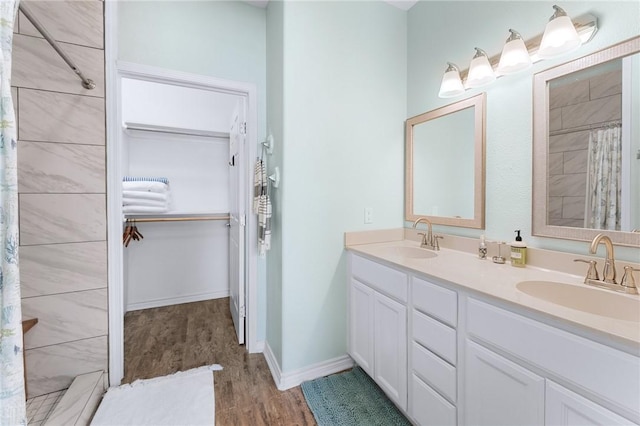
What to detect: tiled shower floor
<box><xmin>26</xmin><ymin>390</ymin><xmax>66</xmax><ymax>426</ymax></box>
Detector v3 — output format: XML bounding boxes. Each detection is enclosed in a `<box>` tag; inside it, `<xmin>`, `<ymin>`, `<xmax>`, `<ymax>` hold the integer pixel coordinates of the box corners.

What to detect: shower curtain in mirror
<box><xmin>584</xmin><ymin>124</ymin><xmax>622</xmax><ymax>231</ymax></box>
<box><xmin>0</xmin><ymin>0</ymin><xmax>26</xmax><ymax>424</ymax></box>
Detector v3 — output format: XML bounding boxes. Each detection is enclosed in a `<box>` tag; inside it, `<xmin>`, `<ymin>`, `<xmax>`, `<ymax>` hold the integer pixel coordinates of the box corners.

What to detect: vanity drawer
<box><xmin>467</xmin><ymin>297</ymin><xmax>640</xmax><ymax>418</ymax></box>
<box><xmin>412</xmin><ymin>276</ymin><xmax>457</xmax><ymax>327</ymax></box>
<box><xmin>413</xmin><ymin>310</ymin><xmax>456</xmax><ymax>365</ymax></box>
<box><xmin>412</xmin><ymin>342</ymin><xmax>456</xmax><ymax>403</ymax></box>
<box><xmin>411</xmin><ymin>374</ymin><xmax>456</xmax><ymax>426</ymax></box>
<box><xmin>351</xmin><ymin>254</ymin><xmax>408</xmax><ymax>303</ymax></box>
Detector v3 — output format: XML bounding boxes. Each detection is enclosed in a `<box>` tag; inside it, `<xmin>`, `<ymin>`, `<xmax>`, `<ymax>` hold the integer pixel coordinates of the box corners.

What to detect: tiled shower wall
<box><xmin>547</xmin><ymin>69</ymin><xmax>622</xmax><ymax>228</ymax></box>
<box><xmin>12</xmin><ymin>1</ymin><xmax>108</xmax><ymax>398</ymax></box>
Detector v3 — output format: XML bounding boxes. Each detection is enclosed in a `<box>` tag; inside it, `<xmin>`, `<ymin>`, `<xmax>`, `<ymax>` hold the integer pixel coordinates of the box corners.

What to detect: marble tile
<box><xmin>11</xmin><ymin>87</ymin><xmax>17</xmax><ymax>131</ymax></box>
<box><xmin>561</xmin><ymin>94</ymin><xmax>622</xmax><ymax>129</ymax></box>
<box><xmin>18</xmin><ymin>89</ymin><xmax>105</xmax><ymax>145</ymax></box>
<box><xmin>548</xmin><ymin>196</ymin><xmax>563</xmax><ymax>219</ymax></box>
<box><xmin>12</xmin><ymin>34</ymin><xmax>104</xmax><ymax>97</ymax></box>
<box><xmin>20</xmin><ymin>242</ymin><xmax>107</xmax><ymax>298</ymax></box>
<box><xmin>549</xmin><ymin>173</ymin><xmax>587</xmax><ymax>197</ymax></box>
<box><xmin>549</xmin><ymin>218</ymin><xmax>585</xmax><ymax>228</ymax></box>
<box><xmin>562</xmin><ymin>196</ymin><xmax>586</xmax><ymax>220</ymax></box>
<box><xmin>19</xmin><ymin>1</ymin><xmax>103</xmax><ymax>49</ymax></box>
<box><xmin>563</xmin><ymin>149</ymin><xmax>588</xmax><ymax>175</ymax></box>
<box><xmin>549</xmin><ymin>130</ymin><xmax>590</xmax><ymax>154</ymax></box>
<box><xmin>25</xmin><ymin>336</ymin><xmax>108</xmax><ymax>398</ymax></box>
<box><xmin>549</xmin><ymin>107</ymin><xmax>562</xmax><ymax>132</ymax></box>
<box><xmin>548</xmin><ymin>152</ymin><xmax>563</xmax><ymax>176</ymax></box>
<box><xmin>19</xmin><ymin>194</ymin><xmax>106</xmax><ymax>245</ymax></box>
<box><xmin>590</xmin><ymin>69</ymin><xmax>622</xmax><ymax>100</ymax></box>
<box><xmin>22</xmin><ymin>289</ymin><xmax>107</xmax><ymax>349</ymax></box>
<box><xmin>549</xmin><ymin>79</ymin><xmax>589</xmax><ymax>109</ymax></box>
<box><xmin>18</xmin><ymin>141</ymin><xmax>105</xmax><ymax>193</ymax></box>
<box><xmin>44</xmin><ymin>371</ymin><xmax>105</xmax><ymax>426</ymax></box>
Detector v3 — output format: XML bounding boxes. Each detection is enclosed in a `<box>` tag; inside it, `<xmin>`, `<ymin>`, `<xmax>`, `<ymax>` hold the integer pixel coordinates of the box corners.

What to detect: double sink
<box><xmin>372</xmin><ymin>243</ymin><xmax>639</xmax><ymax>323</ymax></box>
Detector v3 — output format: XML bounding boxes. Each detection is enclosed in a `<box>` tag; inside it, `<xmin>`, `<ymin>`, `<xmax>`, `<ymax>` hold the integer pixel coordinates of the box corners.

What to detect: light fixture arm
<box><xmin>506</xmin><ymin>29</ymin><xmax>523</xmax><ymax>43</ymax></box>
<box><xmin>549</xmin><ymin>5</ymin><xmax>568</xmax><ymax>20</ymax></box>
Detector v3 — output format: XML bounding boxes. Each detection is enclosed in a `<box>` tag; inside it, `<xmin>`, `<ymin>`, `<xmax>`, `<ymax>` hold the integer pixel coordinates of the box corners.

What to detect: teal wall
<box><xmin>407</xmin><ymin>1</ymin><xmax>640</xmax><ymax>262</ymax></box>
<box><xmin>118</xmin><ymin>1</ymin><xmax>268</xmax><ymax>341</ymax></box>
<box><xmin>268</xmin><ymin>1</ymin><xmax>407</xmax><ymax>372</ymax></box>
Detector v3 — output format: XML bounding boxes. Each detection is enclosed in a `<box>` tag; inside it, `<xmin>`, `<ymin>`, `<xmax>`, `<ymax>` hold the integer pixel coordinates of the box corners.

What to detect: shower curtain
<box><xmin>584</xmin><ymin>125</ymin><xmax>622</xmax><ymax>231</ymax></box>
<box><xmin>0</xmin><ymin>0</ymin><xmax>25</xmax><ymax>424</ymax></box>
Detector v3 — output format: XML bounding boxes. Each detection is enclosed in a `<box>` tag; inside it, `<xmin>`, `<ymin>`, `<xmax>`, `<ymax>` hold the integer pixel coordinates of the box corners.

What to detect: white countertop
<box><xmin>347</xmin><ymin>239</ymin><xmax>640</xmax><ymax>350</ymax></box>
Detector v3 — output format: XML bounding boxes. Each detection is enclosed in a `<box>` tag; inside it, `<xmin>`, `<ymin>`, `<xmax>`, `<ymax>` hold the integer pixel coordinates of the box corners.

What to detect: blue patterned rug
<box><xmin>301</xmin><ymin>367</ymin><xmax>411</xmax><ymax>425</ymax></box>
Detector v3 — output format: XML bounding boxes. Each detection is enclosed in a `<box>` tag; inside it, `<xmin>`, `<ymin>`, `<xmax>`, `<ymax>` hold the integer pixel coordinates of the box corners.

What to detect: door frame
<box><xmin>106</xmin><ymin>4</ymin><xmax>259</xmax><ymax>386</ymax></box>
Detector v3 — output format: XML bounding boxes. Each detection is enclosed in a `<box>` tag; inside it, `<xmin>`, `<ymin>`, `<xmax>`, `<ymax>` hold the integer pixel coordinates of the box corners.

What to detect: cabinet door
<box><xmin>546</xmin><ymin>381</ymin><xmax>637</xmax><ymax>426</ymax></box>
<box><xmin>374</xmin><ymin>292</ymin><xmax>407</xmax><ymax>410</ymax></box>
<box><xmin>464</xmin><ymin>340</ymin><xmax>544</xmax><ymax>426</ymax></box>
<box><xmin>349</xmin><ymin>279</ymin><xmax>375</xmax><ymax>376</ymax></box>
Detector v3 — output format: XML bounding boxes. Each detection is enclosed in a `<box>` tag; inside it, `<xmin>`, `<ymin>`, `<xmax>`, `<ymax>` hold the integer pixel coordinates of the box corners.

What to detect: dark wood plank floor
<box><xmin>124</xmin><ymin>298</ymin><xmax>317</xmax><ymax>425</ymax></box>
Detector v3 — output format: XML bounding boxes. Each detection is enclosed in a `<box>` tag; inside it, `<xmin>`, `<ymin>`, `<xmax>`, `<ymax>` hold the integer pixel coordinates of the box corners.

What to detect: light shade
<box><xmin>466</xmin><ymin>48</ymin><xmax>496</xmax><ymax>88</ymax></box>
<box><xmin>497</xmin><ymin>29</ymin><xmax>532</xmax><ymax>75</ymax></box>
<box><xmin>438</xmin><ymin>63</ymin><xmax>465</xmax><ymax>98</ymax></box>
<box><xmin>538</xmin><ymin>5</ymin><xmax>581</xmax><ymax>59</ymax></box>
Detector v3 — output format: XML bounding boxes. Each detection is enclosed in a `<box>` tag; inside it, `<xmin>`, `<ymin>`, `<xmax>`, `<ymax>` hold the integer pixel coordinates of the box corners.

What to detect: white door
<box><xmin>464</xmin><ymin>340</ymin><xmax>545</xmax><ymax>426</ymax></box>
<box><xmin>546</xmin><ymin>381</ymin><xmax>636</xmax><ymax>426</ymax></box>
<box><xmin>374</xmin><ymin>291</ymin><xmax>407</xmax><ymax>411</ymax></box>
<box><xmin>349</xmin><ymin>278</ymin><xmax>375</xmax><ymax>376</ymax></box>
<box><xmin>229</xmin><ymin>100</ymin><xmax>245</xmax><ymax>344</ymax></box>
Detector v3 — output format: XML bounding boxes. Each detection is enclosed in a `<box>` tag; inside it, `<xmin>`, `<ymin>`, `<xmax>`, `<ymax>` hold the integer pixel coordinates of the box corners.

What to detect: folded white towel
<box><xmin>123</xmin><ymin>181</ymin><xmax>168</xmax><ymax>193</ymax></box>
<box><xmin>122</xmin><ymin>191</ymin><xmax>169</xmax><ymax>202</ymax></box>
<box><xmin>123</xmin><ymin>205</ymin><xmax>169</xmax><ymax>214</ymax></box>
<box><xmin>123</xmin><ymin>197</ymin><xmax>168</xmax><ymax>207</ymax></box>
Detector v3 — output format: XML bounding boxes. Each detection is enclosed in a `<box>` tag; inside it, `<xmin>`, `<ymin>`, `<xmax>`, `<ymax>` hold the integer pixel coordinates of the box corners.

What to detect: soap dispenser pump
<box><xmin>510</xmin><ymin>230</ymin><xmax>527</xmax><ymax>267</ymax></box>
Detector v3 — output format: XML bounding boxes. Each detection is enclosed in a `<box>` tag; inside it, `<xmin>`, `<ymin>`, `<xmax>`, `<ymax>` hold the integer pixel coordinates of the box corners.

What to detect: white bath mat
<box><xmin>91</xmin><ymin>364</ymin><xmax>222</xmax><ymax>426</ymax></box>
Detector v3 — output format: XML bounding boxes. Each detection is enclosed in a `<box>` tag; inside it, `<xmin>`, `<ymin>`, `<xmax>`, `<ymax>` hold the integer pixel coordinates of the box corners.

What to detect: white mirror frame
<box><xmin>405</xmin><ymin>93</ymin><xmax>486</xmax><ymax>229</ymax></box>
<box><xmin>532</xmin><ymin>36</ymin><xmax>640</xmax><ymax>247</ymax></box>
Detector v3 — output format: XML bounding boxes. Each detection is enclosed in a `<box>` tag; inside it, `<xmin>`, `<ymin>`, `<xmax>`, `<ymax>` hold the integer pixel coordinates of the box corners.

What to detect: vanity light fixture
<box><xmin>437</xmin><ymin>4</ymin><xmax>598</xmax><ymax>98</ymax></box>
<box><xmin>538</xmin><ymin>5</ymin><xmax>582</xmax><ymax>59</ymax></box>
<box><xmin>497</xmin><ymin>29</ymin><xmax>532</xmax><ymax>75</ymax></box>
<box><xmin>438</xmin><ymin>62</ymin><xmax>465</xmax><ymax>98</ymax></box>
<box><xmin>466</xmin><ymin>48</ymin><xmax>496</xmax><ymax>88</ymax></box>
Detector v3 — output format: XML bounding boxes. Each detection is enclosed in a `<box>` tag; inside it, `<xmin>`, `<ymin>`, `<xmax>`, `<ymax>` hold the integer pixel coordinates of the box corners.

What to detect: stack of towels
<box><xmin>123</xmin><ymin>177</ymin><xmax>171</xmax><ymax>214</ymax></box>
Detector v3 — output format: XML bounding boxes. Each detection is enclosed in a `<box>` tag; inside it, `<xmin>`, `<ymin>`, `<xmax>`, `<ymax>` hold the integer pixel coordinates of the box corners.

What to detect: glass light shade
<box><xmin>497</xmin><ymin>30</ymin><xmax>532</xmax><ymax>74</ymax></box>
<box><xmin>438</xmin><ymin>63</ymin><xmax>464</xmax><ymax>98</ymax></box>
<box><xmin>538</xmin><ymin>12</ymin><xmax>581</xmax><ymax>59</ymax></box>
<box><xmin>466</xmin><ymin>48</ymin><xmax>496</xmax><ymax>89</ymax></box>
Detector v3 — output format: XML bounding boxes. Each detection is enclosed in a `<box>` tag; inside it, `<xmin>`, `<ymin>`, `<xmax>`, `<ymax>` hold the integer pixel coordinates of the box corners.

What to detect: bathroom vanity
<box><xmin>346</xmin><ymin>237</ymin><xmax>640</xmax><ymax>426</ymax></box>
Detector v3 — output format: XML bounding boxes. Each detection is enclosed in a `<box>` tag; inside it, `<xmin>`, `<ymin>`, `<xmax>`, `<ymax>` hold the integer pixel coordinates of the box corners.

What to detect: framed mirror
<box><xmin>405</xmin><ymin>93</ymin><xmax>486</xmax><ymax>228</ymax></box>
<box><xmin>533</xmin><ymin>36</ymin><xmax>640</xmax><ymax>246</ymax></box>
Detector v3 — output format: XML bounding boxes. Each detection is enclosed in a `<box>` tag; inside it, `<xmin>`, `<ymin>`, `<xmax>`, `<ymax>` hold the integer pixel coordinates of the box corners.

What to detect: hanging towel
<box><xmin>123</xmin><ymin>176</ymin><xmax>169</xmax><ymax>185</ymax></box>
<box><xmin>122</xmin><ymin>191</ymin><xmax>169</xmax><ymax>203</ymax></box>
<box><xmin>253</xmin><ymin>158</ymin><xmax>265</xmax><ymax>214</ymax></box>
<box><xmin>123</xmin><ymin>181</ymin><xmax>169</xmax><ymax>193</ymax></box>
<box><xmin>123</xmin><ymin>205</ymin><xmax>169</xmax><ymax>214</ymax></box>
<box><xmin>258</xmin><ymin>194</ymin><xmax>272</xmax><ymax>256</ymax></box>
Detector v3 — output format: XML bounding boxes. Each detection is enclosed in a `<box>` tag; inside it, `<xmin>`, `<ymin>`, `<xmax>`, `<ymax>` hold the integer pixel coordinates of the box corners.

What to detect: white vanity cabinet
<box><xmin>348</xmin><ymin>253</ymin><xmax>408</xmax><ymax>410</ymax></box>
<box><xmin>409</xmin><ymin>276</ymin><xmax>458</xmax><ymax>426</ymax></box>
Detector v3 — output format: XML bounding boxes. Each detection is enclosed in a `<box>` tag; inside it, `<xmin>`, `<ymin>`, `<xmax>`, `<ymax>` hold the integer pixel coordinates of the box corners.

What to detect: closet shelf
<box><xmin>124</xmin><ymin>212</ymin><xmax>230</xmax><ymax>223</ymax></box>
<box><xmin>123</xmin><ymin>122</ymin><xmax>230</xmax><ymax>139</ymax></box>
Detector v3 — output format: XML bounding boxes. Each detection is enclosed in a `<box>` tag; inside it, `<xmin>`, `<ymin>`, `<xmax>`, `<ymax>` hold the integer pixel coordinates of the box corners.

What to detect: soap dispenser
<box><xmin>510</xmin><ymin>230</ymin><xmax>527</xmax><ymax>268</ymax></box>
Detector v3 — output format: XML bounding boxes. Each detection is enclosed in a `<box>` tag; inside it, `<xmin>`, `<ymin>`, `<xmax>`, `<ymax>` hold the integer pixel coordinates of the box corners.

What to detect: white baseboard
<box><xmin>263</xmin><ymin>342</ymin><xmax>354</xmax><ymax>391</ymax></box>
<box><xmin>126</xmin><ymin>290</ymin><xmax>230</xmax><ymax>312</ymax></box>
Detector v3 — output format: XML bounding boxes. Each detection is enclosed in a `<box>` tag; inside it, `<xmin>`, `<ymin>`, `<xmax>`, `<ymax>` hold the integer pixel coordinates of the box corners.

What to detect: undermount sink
<box><xmin>517</xmin><ymin>281</ymin><xmax>640</xmax><ymax>322</ymax></box>
<box><xmin>378</xmin><ymin>246</ymin><xmax>437</xmax><ymax>259</ymax></box>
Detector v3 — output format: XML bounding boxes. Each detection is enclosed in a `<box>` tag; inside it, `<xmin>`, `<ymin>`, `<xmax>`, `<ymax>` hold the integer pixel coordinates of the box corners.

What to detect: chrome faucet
<box><xmin>412</xmin><ymin>217</ymin><xmax>442</xmax><ymax>250</ymax></box>
<box><xmin>589</xmin><ymin>233</ymin><xmax>616</xmax><ymax>284</ymax></box>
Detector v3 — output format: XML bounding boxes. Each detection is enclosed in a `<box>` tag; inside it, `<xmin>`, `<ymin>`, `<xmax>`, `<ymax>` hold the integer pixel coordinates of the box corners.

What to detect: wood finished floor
<box><xmin>123</xmin><ymin>298</ymin><xmax>317</xmax><ymax>425</ymax></box>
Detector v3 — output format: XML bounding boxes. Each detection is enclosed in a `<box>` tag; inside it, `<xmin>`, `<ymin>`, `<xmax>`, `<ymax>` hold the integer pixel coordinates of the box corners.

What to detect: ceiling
<box><xmin>244</xmin><ymin>1</ymin><xmax>419</xmax><ymax>11</ymax></box>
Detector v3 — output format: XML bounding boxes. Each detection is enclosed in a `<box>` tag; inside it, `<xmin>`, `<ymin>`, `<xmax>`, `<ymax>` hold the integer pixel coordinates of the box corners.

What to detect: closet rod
<box><xmin>18</xmin><ymin>3</ymin><xmax>95</xmax><ymax>90</ymax></box>
<box><xmin>125</xmin><ymin>215</ymin><xmax>230</xmax><ymax>223</ymax></box>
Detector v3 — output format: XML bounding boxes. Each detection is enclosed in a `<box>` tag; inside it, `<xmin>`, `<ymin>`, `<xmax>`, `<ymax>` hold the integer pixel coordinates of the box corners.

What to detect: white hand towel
<box><xmin>122</xmin><ymin>191</ymin><xmax>169</xmax><ymax>202</ymax></box>
<box><xmin>122</xmin><ymin>197</ymin><xmax>168</xmax><ymax>208</ymax></box>
<box><xmin>123</xmin><ymin>181</ymin><xmax>169</xmax><ymax>193</ymax></box>
<box><xmin>258</xmin><ymin>194</ymin><xmax>272</xmax><ymax>256</ymax></box>
<box><xmin>123</xmin><ymin>205</ymin><xmax>169</xmax><ymax>214</ymax></box>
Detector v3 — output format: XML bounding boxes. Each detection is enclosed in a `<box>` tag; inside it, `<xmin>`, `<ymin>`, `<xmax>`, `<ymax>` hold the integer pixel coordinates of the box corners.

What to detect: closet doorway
<box><xmin>106</xmin><ymin>62</ymin><xmax>258</xmax><ymax>386</ymax></box>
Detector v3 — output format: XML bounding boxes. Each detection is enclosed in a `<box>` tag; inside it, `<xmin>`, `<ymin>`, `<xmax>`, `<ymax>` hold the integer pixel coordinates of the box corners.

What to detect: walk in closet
<box><xmin>119</xmin><ymin>77</ymin><xmax>241</xmax><ymax>313</ymax></box>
